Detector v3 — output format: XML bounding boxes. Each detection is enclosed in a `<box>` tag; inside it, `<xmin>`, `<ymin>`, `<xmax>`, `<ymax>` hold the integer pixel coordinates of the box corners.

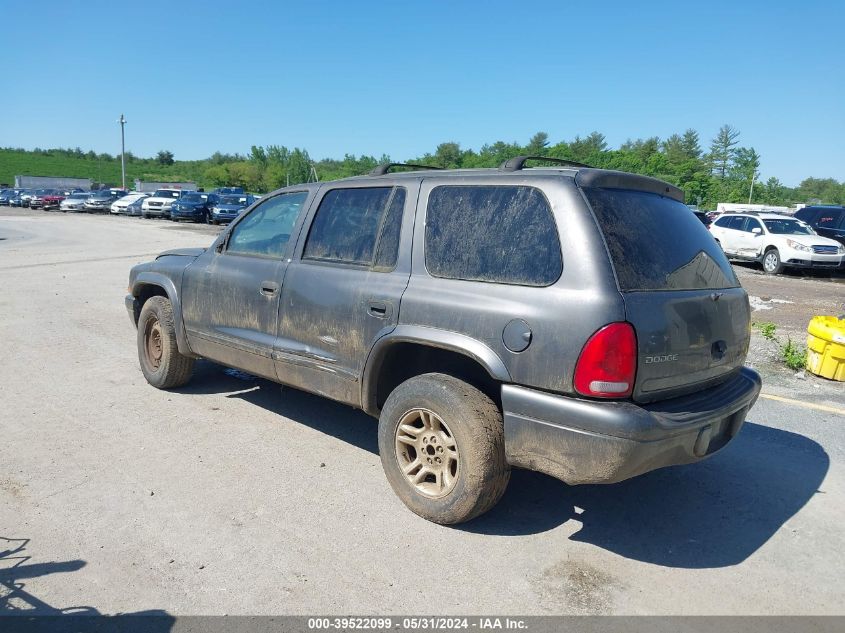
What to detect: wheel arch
<box><xmin>361</xmin><ymin>326</ymin><xmax>510</xmax><ymax>417</ymax></box>
<box><xmin>131</xmin><ymin>272</ymin><xmax>193</xmax><ymax>356</ymax></box>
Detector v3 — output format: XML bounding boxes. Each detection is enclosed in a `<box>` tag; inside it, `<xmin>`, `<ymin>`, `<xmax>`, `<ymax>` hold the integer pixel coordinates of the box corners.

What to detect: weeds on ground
<box><xmin>780</xmin><ymin>337</ymin><xmax>808</xmax><ymax>371</ymax></box>
<box><xmin>753</xmin><ymin>321</ymin><xmax>778</xmax><ymax>341</ymax></box>
<box><xmin>753</xmin><ymin>322</ymin><xmax>808</xmax><ymax>372</ymax></box>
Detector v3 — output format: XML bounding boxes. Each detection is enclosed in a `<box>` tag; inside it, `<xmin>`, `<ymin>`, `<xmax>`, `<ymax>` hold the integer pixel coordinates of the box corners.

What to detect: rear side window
<box><xmin>425</xmin><ymin>185</ymin><xmax>562</xmax><ymax>286</ymax></box>
<box><xmin>817</xmin><ymin>210</ymin><xmax>843</xmax><ymax>228</ymax></box>
<box><xmin>584</xmin><ymin>188</ymin><xmax>738</xmax><ymax>291</ymax></box>
<box><xmin>304</xmin><ymin>187</ymin><xmax>405</xmax><ymax>267</ymax></box>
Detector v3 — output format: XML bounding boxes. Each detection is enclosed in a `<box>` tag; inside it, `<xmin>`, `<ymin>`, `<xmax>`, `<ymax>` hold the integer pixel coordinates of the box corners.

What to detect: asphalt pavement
<box><xmin>1</xmin><ymin>210</ymin><xmax>843</xmax><ymax>616</ymax></box>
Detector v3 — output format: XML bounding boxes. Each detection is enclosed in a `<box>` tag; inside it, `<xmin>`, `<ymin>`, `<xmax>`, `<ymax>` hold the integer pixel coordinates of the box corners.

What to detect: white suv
<box><xmin>141</xmin><ymin>189</ymin><xmax>186</xmax><ymax>219</ymax></box>
<box><xmin>710</xmin><ymin>212</ymin><xmax>845</xmax><ymax>274</ymax></box>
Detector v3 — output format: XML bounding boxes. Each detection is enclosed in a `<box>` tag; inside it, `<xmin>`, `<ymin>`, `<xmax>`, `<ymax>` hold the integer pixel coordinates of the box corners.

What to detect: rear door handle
<box><xmin>260</xmin><ymin>281</ymin><xmax>280</xmax><ymax>297</ymax></box>
<box><xmin>367</xmin><ymin>300</ymin><xmax>392</xmax><ymax>318</ymax></box>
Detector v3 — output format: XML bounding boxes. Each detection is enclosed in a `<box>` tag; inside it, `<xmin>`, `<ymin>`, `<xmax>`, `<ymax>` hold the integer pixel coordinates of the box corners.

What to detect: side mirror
<box><xmin>752</xmin><ymin>227</ymin><xmax>762</xmax><ymax>235</ymax></box>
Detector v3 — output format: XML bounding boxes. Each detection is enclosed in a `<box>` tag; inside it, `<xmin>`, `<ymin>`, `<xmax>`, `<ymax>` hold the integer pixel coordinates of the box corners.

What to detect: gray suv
<box><xmin>126</xmin><ymin>157</ymin><xmax>762</xmax><ymax>524</ymax></box>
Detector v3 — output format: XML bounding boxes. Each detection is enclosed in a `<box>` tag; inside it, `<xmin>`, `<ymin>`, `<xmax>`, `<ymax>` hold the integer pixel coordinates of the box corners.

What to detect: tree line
<box><xmin>5</xmin><ymin>125</ymin><xmax>843</xmax><ymax>207</ymax></box>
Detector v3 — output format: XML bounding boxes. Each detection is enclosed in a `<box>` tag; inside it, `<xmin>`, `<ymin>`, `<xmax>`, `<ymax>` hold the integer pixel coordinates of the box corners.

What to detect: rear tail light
<box><xmin>574</xmin><ymin>322</ymin><xmax>637</xmax><ymax>398</ymax></box>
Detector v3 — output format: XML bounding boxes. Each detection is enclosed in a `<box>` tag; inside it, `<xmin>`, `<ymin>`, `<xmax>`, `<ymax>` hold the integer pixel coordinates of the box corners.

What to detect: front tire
<box><xmin>378</xmin><ymin>373</ymin><xmax>510</xmax><ymax>525</ymax></box>
<box><xmin>137</xmin><ymin>296</ymin><xmax>194</xmax><ymax>389</ymax></box>
<box><xmin>762</xmin><ymin>248</ymin><xmax>784</xmax><ymax>274</ymax></box>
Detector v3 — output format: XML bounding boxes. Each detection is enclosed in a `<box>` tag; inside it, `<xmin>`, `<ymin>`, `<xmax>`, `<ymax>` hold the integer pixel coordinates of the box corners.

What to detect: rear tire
<box><xmin>762</xmin><ymin>248</ymin><xmax>784</xmax><ymax>274</ymax></box>
<box><xmin>378</xmin><ymin>373</ymin><xmax>510</xmax><ymax>525</ymax></box>
<box><xmin>137</xmin><ymin>296</ymin><xmax>194</xmax><ymax>389</ymax></box>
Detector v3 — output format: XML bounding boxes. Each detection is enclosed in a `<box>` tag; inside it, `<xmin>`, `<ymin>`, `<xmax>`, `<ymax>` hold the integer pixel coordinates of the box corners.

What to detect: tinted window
<box><xmin>584</xmin><ymin>188</ymin><xmax>738</xmax><ymax>291</ymax></box>
<box><xmin>817</xmin><ymin>210</ymin><xmax>844</xmax><ymax>228</ymax></box>
<box><xmin>304</xmin><ymin>188</ymin><xmax>393</xmax><ymax>264</ymax></box>
<box><xmin>764</xmin><ymin>219</ymin><xmax>814</xmax><ymax>235</ymax></box>
<box><xmin>373</xmin><ymin>188</ymin><xmax>406</xmax><ymax>271</ymax></box>
<box><xmin>743</xmin><ymin>218</ymin><xmax>763</xmax><ymax>233</ymax></box>
<box><xmin>425</xmin><ymin>185</ymin><xmax>561</xmax><ymax>286</ymax></box>
<box><xmin>226</xmin><ymin>191</ymin><xmax>308</xmax><ymax>258</ymax></box>
<box><xmin>713</xmin><ymin>216</ymin><xmax>733</xmax><ymax>228</ymax></box>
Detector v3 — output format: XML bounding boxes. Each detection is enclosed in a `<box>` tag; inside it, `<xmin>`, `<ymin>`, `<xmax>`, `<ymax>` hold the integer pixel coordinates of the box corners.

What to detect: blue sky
<box><xmin>2</xmin><ymin>0</ymin><xmax>843</xmax><ymax>186</ymax></box>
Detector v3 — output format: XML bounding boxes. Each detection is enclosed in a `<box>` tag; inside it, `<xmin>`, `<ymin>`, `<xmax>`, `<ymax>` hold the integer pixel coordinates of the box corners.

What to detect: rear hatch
<box><xmin>579</xmin><ymin>172</ymin><xmax>749</xmax><ymax>403</ymax></box>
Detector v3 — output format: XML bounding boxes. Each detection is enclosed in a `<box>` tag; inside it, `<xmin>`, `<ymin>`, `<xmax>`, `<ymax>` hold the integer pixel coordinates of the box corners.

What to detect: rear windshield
<box><xmin>584</xmin><ymin>188</ymin><xmax>738</xmax><ymax>291</ymax></box>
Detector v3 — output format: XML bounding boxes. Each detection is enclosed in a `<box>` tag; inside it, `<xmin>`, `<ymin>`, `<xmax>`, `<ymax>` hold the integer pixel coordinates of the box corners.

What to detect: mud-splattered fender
<box><xmin>129</xmin><ymin>265</ymin><xmax>194</xmax><ymax>357</ymax></box>
<box><xmin>360</xmin><ymin>324</ymin><xmax>512</xmax><ymax>416</ymax></box>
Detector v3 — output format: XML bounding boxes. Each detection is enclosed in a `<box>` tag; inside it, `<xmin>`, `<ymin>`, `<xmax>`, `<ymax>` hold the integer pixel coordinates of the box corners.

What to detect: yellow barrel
<box><xmin>806</xmin><ymin>316</ymin><xmax>845</xmax><ymax>381</ymax></box>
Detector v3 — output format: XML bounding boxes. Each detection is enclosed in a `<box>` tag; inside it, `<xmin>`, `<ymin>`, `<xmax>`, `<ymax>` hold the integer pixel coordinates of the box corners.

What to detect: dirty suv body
<box><xmin>126</xmin><ymin>158</ymin><xmax>761</xmax><ymax>524</ymax></box>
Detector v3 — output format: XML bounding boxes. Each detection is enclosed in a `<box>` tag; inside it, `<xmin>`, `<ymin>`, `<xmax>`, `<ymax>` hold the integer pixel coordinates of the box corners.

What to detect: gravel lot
<box><xmin>1</xmin><ymin>209</ymin><xmax>843</xmax><ymax>616</ymax></box>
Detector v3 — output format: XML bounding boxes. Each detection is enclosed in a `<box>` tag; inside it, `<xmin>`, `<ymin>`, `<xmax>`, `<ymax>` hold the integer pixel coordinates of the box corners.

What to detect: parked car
<box><xmin>84</xmin><ymin>189</ymin><xmax>127</xmax><ymax>213</ymax></box>
<box><xmin>9</xmin><ymin>190</ymin><xmax>32</xmax><ymax>207</ymax></box>
<box><xmin>0</xmin><ymin>189</ymin><xmax>21</xmax><ymax>206</ymax></box>
<box><xmin>209</xmin><ymin>194</ymin><xmax>255</xmax><ymax>224</ymax></box>
<box><xmin>124</xmin><ymin>195</ymin><xmax>147</xmax><ymax>217</ymax></box>
<box><xmin>29</xmin><ymin>189</ymin><xmax>65</xmax><ymax>210</ymax></box>
<box><xmin>111</xmin><ymin>193</ymin><xmax>149</xmax><ymax>215</ymax></box>
<box><xmin>794</xmin><ymin>205</ymin><xmax>845</xmax><ymax>248</ymax></box>
<box><xmin>60</xmin><ymin>191</ymin><xmax>91</xmax><ymax>212</ymax></box>
<box><xmin>125</xmin><ymin>157</ymin><xmax>762</xmax><ymax>525</ymax></box>
<box><xmin>141</xmin><ymin>189</ymin><xmax>188</xmax><ymax>219</ymax></box>
<box><xmin>170</xmin><ymin>192</ymin><xmax>219</xmax><ymax>223</ymax></box>
<box><xmin>693</xmin><ymin>210</ymin><xmax>712</xmax><ymax>227</ymax></box>
<box><xmin>19</xmin><ymin>190</ymin><xmax>36</xmax><ymax>207</ymax></box>
<box><xmin>211</xmin><ymin>186</ymin><xmax>245</xmax><ymax>195</ymax></box>
<box><xmin>709</xmin><ymin>212</ymin><xmax>845</xmax><ymax>274</ymax></box>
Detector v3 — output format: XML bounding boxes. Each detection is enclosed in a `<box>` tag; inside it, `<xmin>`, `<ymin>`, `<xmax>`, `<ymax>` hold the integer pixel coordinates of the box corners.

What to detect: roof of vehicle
<box><xmin>798</xmin><ymin>204</ymin><xmax>844</xmax><ymax>211</ymax></box>
<box><xmin>338</xmin><ymin>159</ymin><xmax>685</xmax><ymax>202</ymax></box>
<box><xmin>718</xmin><ymin>212</ymin><xmax>802</xmax><ymax>220</ymax></box>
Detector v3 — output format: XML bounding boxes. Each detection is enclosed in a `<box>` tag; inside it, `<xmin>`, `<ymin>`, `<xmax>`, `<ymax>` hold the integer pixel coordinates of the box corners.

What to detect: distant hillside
<box><xmin>0</xmin><ymin>149</ymin><xmax>210</xmax><ymax>189</ymax></box>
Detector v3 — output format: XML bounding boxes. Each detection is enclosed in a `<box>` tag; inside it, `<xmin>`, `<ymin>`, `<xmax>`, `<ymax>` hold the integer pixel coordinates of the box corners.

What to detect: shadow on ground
<box><xmin>0</xmin><ymin>538</ymin><xmax>173</xmax><ymax>628</ymax></box>
<box><xmin>176</xmin><ymin>362</ymin><xmax>830</xmax><ymax>569</ymax></box>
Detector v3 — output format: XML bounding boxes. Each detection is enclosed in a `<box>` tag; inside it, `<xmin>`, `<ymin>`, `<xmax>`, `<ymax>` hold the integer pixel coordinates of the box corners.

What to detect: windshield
<box><xmin>181</xmin><ymin>194</ymin><xmax>205</xmax><ymax>203</ymax></box>
<box><xmin>220</xmin><ymin>195</ymin><xmax>248</xmax><ymax>205</ymax></box>
<box><xmin>764</xmin><ymin>219</ymin><xmax>815</xmax><ymax>235</ymax></box>
<box><xmin>91</xmin><ymin>191</ymin><xmax>111</xmax><ymax>198</ymax></box>
<box><xmin>153</xmin><ymin>190</ymin><xmax>181</xmax><ymax>198</ymax></box>
<box><xmin>70</xmin><ymin>193</ymin><xmax>89</xmax><ymax>199</ymax></box>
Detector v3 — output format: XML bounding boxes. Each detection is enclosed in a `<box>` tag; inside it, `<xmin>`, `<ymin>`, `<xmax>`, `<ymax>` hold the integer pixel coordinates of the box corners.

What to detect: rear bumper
<box><xmin>502</xmin><ymin>367</ymin><xmax>762</xmax><ymax>485</ymax></box>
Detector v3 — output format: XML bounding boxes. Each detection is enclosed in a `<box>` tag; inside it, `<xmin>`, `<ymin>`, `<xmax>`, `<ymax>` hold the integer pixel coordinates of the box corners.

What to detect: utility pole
<box><xmin>748</xmin><ymin>176</ymin><xmax>755</xmax><ymax>204</ymax></box>
<box><xmin>119</xmin><ymin>114</ymin><xmax>127</xmax><ymax>190</ymax></box>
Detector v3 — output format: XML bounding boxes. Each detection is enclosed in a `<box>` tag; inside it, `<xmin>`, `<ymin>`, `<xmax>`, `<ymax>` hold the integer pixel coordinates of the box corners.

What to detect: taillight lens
<box><xmin>574</xmin><ymin>322</ymin><xmax>637</xmax><ymax>398</ymax></box>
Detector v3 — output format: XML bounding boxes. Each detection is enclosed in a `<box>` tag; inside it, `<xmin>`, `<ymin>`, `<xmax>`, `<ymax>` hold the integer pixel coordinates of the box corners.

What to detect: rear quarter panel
<box><xmin>400</xmin><ymin>175</ymin><xmax>624</xmax><ymax>394</ymax></box>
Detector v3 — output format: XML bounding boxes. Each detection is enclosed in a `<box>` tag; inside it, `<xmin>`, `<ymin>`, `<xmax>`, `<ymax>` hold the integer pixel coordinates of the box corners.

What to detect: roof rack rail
<box><xmin>499</xmin><ymin>156</ymin><xmax>592</xmax><ymax>171</ymax></box>
<box><xmin>369</xmin><ymin>163</ymin><xmax>443</xmax><ymax>176</ymax></box>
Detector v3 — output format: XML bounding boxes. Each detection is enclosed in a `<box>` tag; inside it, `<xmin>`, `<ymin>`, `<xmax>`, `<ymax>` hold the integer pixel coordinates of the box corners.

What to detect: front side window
<box><xmin>226</xmin><ymin>191</ymin><xmax>308</xmax><ymax>258</ymax></box>
<box><xmin>744</xmin><ymin>219</ymin><xmax>763</xmax><ymax>233</ymax></box>
<box><xmin>425</xmin><ymin>185</ymin><xmax>562</xmax><ymax>286</ymax></box>
<box><xmin>303</xmin><ymin>187</ymin><xmax>401</xmax><ymax>265</ymax></box>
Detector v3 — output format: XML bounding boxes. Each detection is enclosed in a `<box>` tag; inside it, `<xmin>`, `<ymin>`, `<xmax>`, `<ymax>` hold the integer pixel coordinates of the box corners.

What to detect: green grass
<box><xmin>0</xmin><ymin>149</ymin><xmax>210</xmax><ymax>189</ymax></box>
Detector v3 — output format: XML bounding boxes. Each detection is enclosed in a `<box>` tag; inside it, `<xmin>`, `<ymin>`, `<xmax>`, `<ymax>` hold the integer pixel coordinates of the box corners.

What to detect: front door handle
<box><xmin>260</xmin><ymin>281</ymin><xmax>280</xmax><ymax>297</ymax></box>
